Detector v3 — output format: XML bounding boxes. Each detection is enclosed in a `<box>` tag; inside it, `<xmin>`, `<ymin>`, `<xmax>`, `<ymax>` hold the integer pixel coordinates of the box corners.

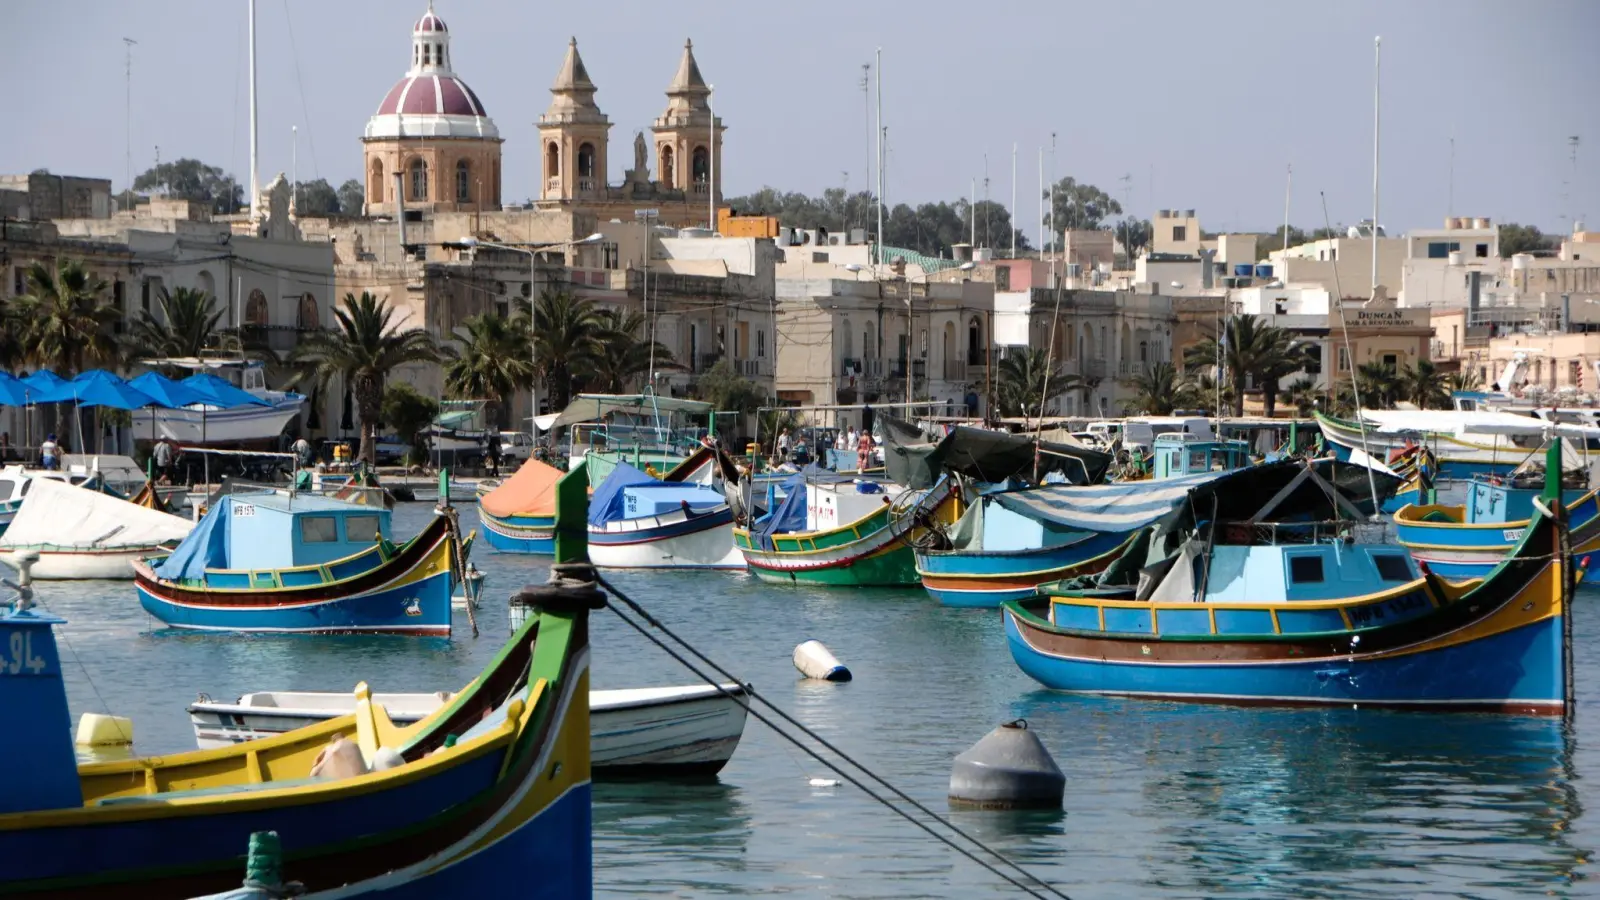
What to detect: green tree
<box><xmin>1498</xmin><ymin>222</ymin><xmax>1555</xmax><ymax>258</ymax></box>
<box><xmin>124</xmin><ymin>286</ymin><xmax>222</xmax><ymax>363</ymax></box>
<box><xmin>1397</xmin><ymin>358</ymin><xmax>1449</xmax><ymax>409</ymax></box>
<box><xmin>995</xmin><ymin>347</ymin><xmax>1081</xmax><ymax>420</ymax></box>
<box><xmin>291</xmin><ymin>292</ymin><xmax>441</xmax><ymax>465</ymax></box>
<box><xmin>1448</xmin><ymin>369</ymin><xmax>1483</xmax><ymax>394</ymax></box>
<box><xmin>381</xmin><ymin>382</ymin><xmax>439</xmax><ymax>466</ymax></box>
<box><xmin>1188</xmin><ymin>372</ymin><xmax>1234</xmax><ymax>416</ymax></box>
<box><xmin>292</xmin><ymin>178</ymin><xmax>340</xmax><ymax>217</ymax></box>
<box><xmin>130</xmin><ymin>158</ymin><xmax>243</xmax><ymax>214</ymax></box>
<box><xmin>516</xmin><ymin>289</ymin><xmax>606</xmax><ymax>412</ymax></box>
<box><xmin>1116</xmin><ymin>217</ymin><xmax>1152</xmax><ymax>262</ymax></box>
<box><xmin>1183</xmin><ymin>314</ymin><xmax>1298</xmax><ymax>416</ymax></box>
<box><xmin>1044</xmin><ymin>177</ymin><xmax>1122</xmax><ymax>231</ymax></box>
<box><xmin>587</xmin><ymin>309</ymin><xmax>672</xmax><ymax>394</ymax></box>
<box><xmin>1354</xmin><ymin>361</ymin><xmax>1402</xmax><ymax>409</ymax></box>
<box><xmin>16</xmin><ymin>259</ymin><xmax>120</xmax><ymax>375</ymax></box>
<box><xmin>1121</xmin><ymin>362</ymin><xmax>1195</xmax><ymax>415</ymax></box>
<box><xmin>443</xmin><ymin>313</ymin><xmax>534</xmax><ymax>429</ymax></box>
<box><xmin>693</xmin><ymin>358</ymin><xmax>766</xmax><ymax>415</ymax></box>
<box><xmin>337</xmin><ymin>179</ymin><xmax>365</xmax><ymax>216</ymax></box>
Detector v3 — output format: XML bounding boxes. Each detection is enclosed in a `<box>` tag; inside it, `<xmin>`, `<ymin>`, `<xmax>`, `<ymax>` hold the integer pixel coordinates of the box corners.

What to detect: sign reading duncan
<box><xmin>1352</xmin><ymin>307</ymin><xmax>1428</xmax><ymax>329</ymax></box>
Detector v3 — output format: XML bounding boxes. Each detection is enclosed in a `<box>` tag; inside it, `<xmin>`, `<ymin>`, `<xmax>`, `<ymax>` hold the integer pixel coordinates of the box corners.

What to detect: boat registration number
<box><xmin>233</xmin><ymin>504</ymin><xmax>256</xmax><ymax>517</ymax></box>
<box><xmin>0</xmin><ymin>631</ymin><xmax>49</xmax><ymax>675</ymax></box>
<box><xmin>1502</xmin><ymin>528</ymin><xmax>1526</xmax><ymax>543</ymax></box>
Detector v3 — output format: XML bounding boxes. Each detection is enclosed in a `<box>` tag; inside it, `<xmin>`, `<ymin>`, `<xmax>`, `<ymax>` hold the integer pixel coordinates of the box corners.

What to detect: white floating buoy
<box><xmin>75</xmin><ymin>713</ymin><xmax>134</xmax><ymax>747</ymax></box>
<box><xmin>948</xmin><ymin>719</ymin><xmax>1064</xmax><ymax>810</ymax></box>
<box><xmin>808</xmin><ymin>777</ymin><xmax>841</xmax><ymax>788</ymax></box>
<box><xmin>793</xmin><ymin>639</ymin><xmax>851</xmax><ymax>682</ymax></box>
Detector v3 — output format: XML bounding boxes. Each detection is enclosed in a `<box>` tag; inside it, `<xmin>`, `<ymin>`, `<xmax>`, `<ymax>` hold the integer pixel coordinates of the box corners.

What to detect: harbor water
<box><xmin>49</xmin><ymin>502</ymin><xmax>1598</xmax><ymax>897</ymax></box>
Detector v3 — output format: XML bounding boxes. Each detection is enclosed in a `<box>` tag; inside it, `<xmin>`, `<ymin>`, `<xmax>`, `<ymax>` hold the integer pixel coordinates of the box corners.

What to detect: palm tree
<box><xmin>15</xmin><ymin>259</ymin><xmax>120</xmax><ymax>375</ymax></box>
<box><xmin>1354</xmin><ymin>362</ymin><xmax>1401</xmax><ymax>409</ymax></box>
<box><xmin>443</xmin><ymin>313</ymin><xmax>534</xmax><ymax>430</ymax></box>
<box><xmin>1284</xmin><ymin>375</ymin><xmax>1321</xmax><ymax>417</ymax></box>
<box><xmin>516</xmin><ymin>289</ymin><xmax>606</xmax><ymax>412</ymax></box>
<box><xmin>124</xmin><ymin>286</ymin><xmax>223</xmax><ymax>364</ymax></box>
<box><xmin>1397</xmin><ymin>359</ymin><xmax>1449</xmax><ymax>409</ymax></box>
<box><xmin>1448</xmin><ymin>369</ymin><xmax>1484</xmax><ymax>395</ymax></box>
<box><xmin>995</xmin><ymin>347</ymin><xmax>1082</xmax><ymax>420</ymax></box>
<box><xmin>1187</xmin><ymin>372</ymin><xmax>1234</xmax><ymax>417</ymax></box>
<box><xmin>291</xmin><ymin>291</ymin><xmax>441</xmax><ymax>465</ymax></box>
<box><xmin>1183</xmin><ymin>314</ymin><xmax>1298</xmax><ymax>416</ymax></box>
<box><xmin>1120</xmin><ymin>362</ymin><xmax>1195</xmax><ymax>415</ymax></box>
<box><xmin>587</xmin><ymin>308</ymin><xmax>673</xmax><ymax>394</ymax></box>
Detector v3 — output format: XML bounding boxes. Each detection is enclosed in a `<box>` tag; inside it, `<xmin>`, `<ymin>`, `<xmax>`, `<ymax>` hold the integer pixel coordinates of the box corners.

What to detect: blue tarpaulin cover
<box><xmin>153</xmin><ymin>496</ymin><xmax>233</xmax><ymax>581</ymax></box>
<box><xmin>990</xmin><ymin>470</ymin><xmax>1229</xmax><ymax>533</ymax></box>
<box><xmin>587</xmin><ymin>462</ymin><xmax>659</xmax><ymax>527</ymax></box>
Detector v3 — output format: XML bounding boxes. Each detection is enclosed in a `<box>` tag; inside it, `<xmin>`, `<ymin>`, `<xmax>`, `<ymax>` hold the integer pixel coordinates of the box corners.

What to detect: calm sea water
<box><xmin>43</xmin><ymin>503</ymin><xmax>1599</xmax><ymax>898</ymax></box>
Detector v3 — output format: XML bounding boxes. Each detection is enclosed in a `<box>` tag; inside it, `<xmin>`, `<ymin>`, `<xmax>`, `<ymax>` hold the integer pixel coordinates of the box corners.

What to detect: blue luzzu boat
<box><xmin>1003</xmin><ymin>450</ymin><xmax>1576</xmax><ymax>715</ymax></box>
<box><xmin>0</xmin><ymin>465</ymin><xmax>595</xmax><ymax>897</ymax></box>
<box><xmin>133</xmin><ymin>490</ymin><xmax>466</xmax><ymax>636</ymax></box>
<box><xmin>1395</xmin><ymin>466</ymin><xmax>1600</xmax><ymax>582</ymax></box>
<box><xmin>587</xmin><ymin>462</ymin><xmax>743</xmax><ymax>569</ymax></box>
<box><xmin>479</xmin><ymin>459</ymin><xmax>565</xmax><ymax>554</ymax></box>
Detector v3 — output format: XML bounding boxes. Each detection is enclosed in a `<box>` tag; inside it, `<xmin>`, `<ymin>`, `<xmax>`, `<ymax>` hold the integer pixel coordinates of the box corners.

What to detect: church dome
<box><xmin>364</xmin><ymin>4</ymin><xmax>498</xmax><ymax>141</ymax></box>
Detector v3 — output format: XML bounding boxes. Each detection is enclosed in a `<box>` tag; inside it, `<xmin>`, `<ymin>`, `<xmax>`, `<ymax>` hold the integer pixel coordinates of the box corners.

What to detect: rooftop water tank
<box><xmin>677</xmin><ymin>227</ymin><xmax>714</xmax><ymax>239</ymax></box>
<box><xmin>1474</xmin><ymin>217</ymin><xmax>1491</xmax><ymax>229</ymax></box>
<box><xmin>1448</xmin><ymin>250</ymin><xmax>1463</xmax><ymax>266</ymax></box>
<box><xmin>1254</xmin><ymin>264</ymin><xmax>1273</xmax><ymax>279</ymax></box>
<box><xmin>1512</xmin><ymin>253</ymin><xmax>1533</xmax><ymax>270</ymax></box>
<box><xmin>1233</xmin><ymin>263</ymin><xmax>1253</xmax><ymax>277</ymax></box>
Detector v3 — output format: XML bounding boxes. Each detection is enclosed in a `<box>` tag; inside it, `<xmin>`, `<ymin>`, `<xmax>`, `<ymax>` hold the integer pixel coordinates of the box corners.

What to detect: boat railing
<box><xmin>1210</xmin><ymin>519</ymin><xmax>1392</xmax><ymax>547</ymax></box>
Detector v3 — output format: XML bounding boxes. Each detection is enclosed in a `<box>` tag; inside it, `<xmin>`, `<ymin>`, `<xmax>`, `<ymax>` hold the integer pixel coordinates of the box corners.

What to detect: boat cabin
<box><xmin>1148</xmin><ymin>538</ymin><xmax>1421</xmax><ymax>604</ymax></box>
<box><xmin>805</xmin><ymin>480</ymin><xmax>897</xmax><ymax>531</ymax></box>
<box><xmin>620</xmin><ymin>484</ymin><xmax>724</xmax><ymax>519</ymax></box>
<box><xmin>1150</xmin><ymin>434</ymin><xmax>1251</xmax><ymax>479</ymax></box>
<box><xmin>199</xmin><ymin>491</ymin><xmax>392</xmax><ymax>571</ymax></box>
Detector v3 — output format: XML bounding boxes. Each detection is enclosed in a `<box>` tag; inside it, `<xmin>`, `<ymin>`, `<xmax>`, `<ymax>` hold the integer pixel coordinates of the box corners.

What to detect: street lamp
<box><xmin>458</xmin><ymin>232</ymin><xmax>604</xmax><ymax>428</ymax></box>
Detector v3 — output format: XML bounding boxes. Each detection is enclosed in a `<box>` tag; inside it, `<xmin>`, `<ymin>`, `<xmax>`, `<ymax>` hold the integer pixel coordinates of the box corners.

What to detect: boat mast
<box><xmin>248</xmin><ymin>0</ymin><xmax>259</xmax><ymax>226</ymax></box>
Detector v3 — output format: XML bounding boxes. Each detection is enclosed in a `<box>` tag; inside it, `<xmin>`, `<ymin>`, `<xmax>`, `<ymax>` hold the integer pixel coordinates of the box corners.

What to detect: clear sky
<box><xmin>8</xmin><ymin>0</ymin><xmax>1597</xmax><ymax>243</ymax></box>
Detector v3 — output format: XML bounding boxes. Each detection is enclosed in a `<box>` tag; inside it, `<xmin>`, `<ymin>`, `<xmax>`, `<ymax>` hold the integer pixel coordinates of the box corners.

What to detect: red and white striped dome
<box><xmin>365</xmin><ymin>4</ymin><xmax>498</xmax><ymax>140</ymax></box>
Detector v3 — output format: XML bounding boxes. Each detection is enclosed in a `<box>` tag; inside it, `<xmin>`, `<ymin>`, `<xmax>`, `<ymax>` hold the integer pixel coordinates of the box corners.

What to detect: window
<box><xmin>1427</xmin><ymin>241</ymin><xmax>1449</xmax><ymax>259</ymax></box>
<box><xmin>297</xmin><ymin>293</ymin><xmax>319</xmax><ymax>330</ymax></box>
<box><xmin>1476</xmin><ymin>243</ymin><xmax>1489</xmax><ymax>259</ymax></box>
<box><xmin>141</xmin><ymin>278</ymin><xmax>152</xmax><ymax>312</ymax></box>
<box><xmin>1381</xmin><ymin>353</ymin><xmax>1399</xmax><ymax>372</ymax></box>
<box><xmin>660</xmin><ymin>145</ymin><xmax>674</xmax><ymax>186</ymax></box>
<box><xmin>812</xmin><ymin>251</ymin><xmax>829</xmax><ymax>263</ymax></box>
<box><xmin>545</xmin><ymin>142</ymin><xmax>560</xmax><ymax>179</ymax></box>
<box><xmin>423</xmin><ymin>44</ymin><xmax>432</xmax><ymax>65</ymax></box>
<box><xmin>300</xmin><ymin>516</ymin><xmax>338</xmax><ymax>543</ymax></box>
<box><xmin>1571</xmin><ymin>361</ymin><xmax>1582</xmax><ymax>385</ymax></box>
<box><xmin>577</xmin><ymin>143</ymin><xmax>596</xmax><ymax>179</ymax></box>
<box><xmin>112</xmin><ymin>280</ymin><xmax>125</xmax><ymax>311</ymax></box>
<box><xmin>408</xmin><ymin>158</ymin><xmax>428</xmax><ymax>201</ymax></box>
<box><xmin>757</xmin><ymin>329</ymin><xmax>766</xmax><ymax>358</ymax></box>
<box><xmin>369</xmin><ymin>159</ymin><xmax>385</xmax><ymax>203</ymax></box>
<box><xmin>995</xmin><ymin>266</ymin><xmax>1011</xmax><ymax>291</ymax></box>
<box><xmin>1373</xmin><ymin>554</ymin><xmax>1412</xmax><ymax>582</ymax></box>
<box><xmin>245</xmin><ymin>289</ymin><xmax>269</xmax><ymax>326</ymax></box>
<box><xmin>602</xmin><ymin>242</ymin><xmax>619</xmax><ymax>269</ymax></box>
<box><xmin>1172</xmin><ymin>225</ymin><xmax>1187</xmax><ymax>242</ymax></box>
<box><xmin>455</xmin><ymin>160</ymin><xmax>471</xmax><ymax>203</ymax></box>
<box><xmin>1288</xmin><ymin>555</ymin><xmax>1325</xmax><ymax>584</ymax></box>
<box><xmin>691</xmin><ymin>146</ymin><xmax>710</xmax><ymax>183</ymax></box>
<box><xmin>1337</xmin><ymin>346</ymin><xmax>1351</xmax><ymax>372</ymax></box>
<box><xmin>1139</xmin><ymin>340</ymin><xmax>1149</xmax><ymax>364</ymax></box>
<box><xmin>344</xmin><ymin>514</ymin><xmax>382</xmax><ymax>542</ymax></box>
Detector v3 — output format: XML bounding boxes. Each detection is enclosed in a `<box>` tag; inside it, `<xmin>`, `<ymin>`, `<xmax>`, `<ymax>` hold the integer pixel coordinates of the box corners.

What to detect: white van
<box><xmin>1122</xmin><ymin>417</ymin><xmax>1215</xmax><ymax>453</ymax></box>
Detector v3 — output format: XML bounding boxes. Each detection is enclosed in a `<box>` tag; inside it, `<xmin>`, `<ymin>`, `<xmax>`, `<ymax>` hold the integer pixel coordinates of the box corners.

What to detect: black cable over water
<box><xmin>594</xmin><ymin>573</ymin><xmax>1072</xmax><ymax>900</ymax></box>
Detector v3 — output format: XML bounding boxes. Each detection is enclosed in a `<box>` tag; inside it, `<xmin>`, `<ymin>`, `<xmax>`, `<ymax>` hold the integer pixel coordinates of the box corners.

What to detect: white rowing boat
<box><xmin>188</xmin><ymin>682</ymin><xmax>749</xmax><ymax>778</ymax></box>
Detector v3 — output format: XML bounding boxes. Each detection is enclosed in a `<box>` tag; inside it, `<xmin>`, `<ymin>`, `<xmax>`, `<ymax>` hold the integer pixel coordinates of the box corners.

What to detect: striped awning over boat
<box><xmin>989</xmin><ymin>470</ymin><xmax>1229</xmax><ymax>533</ymax></box>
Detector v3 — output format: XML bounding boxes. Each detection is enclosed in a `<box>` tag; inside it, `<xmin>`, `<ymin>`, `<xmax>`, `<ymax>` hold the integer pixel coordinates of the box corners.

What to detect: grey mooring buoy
<box><xmin>948</xmin><ymin>719</ymin><xmax>1064</xmax><ymax>810</ymax></box>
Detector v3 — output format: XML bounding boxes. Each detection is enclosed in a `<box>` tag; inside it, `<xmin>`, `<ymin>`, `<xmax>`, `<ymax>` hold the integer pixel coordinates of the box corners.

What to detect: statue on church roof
<box><xmin>634</xmin><ymin>132</ymin><xmax>648</xmax><ymax>176</ymax></box>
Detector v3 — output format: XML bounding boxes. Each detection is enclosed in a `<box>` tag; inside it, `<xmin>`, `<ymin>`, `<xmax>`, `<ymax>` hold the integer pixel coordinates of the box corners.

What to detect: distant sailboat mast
<box><xmin>248</xmin><ymin>0</ymin><xmax>259</xmax><ymax>226</ymax></box>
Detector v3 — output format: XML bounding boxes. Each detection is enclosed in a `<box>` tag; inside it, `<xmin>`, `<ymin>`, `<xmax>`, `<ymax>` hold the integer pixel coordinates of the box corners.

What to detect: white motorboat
<box><xmin>130</xmin><ymin>361</ymin><xmax>306</xmax><ymax>445</ymax></box>
<box><xmin>188</xmin><ymin>682</ymin><xmax>750</xmax><ymax>778</ymax></box>
<box><xmin>0</xmin><ymin>476</ymin><xmax>193</xmax><ymax>579</ymax></box>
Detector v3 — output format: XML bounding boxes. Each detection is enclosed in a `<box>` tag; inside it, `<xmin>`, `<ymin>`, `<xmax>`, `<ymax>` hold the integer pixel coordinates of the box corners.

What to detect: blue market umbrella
<box><xmin>66</xmin><ymin>370</ymin><xmax>159</xmax><ymax>410</ymax></box>
<box><xmin>0</xmin><ymin>372</ymin><xmax>30</xmax><ymax>407</ymax></box>
<box><xmin>180</xmin><ymin>372</ymin><xmax>273</xmax><ymax>487</ymax></box>
<box><xmin>21</xmin><ymin>370</ymin><xmax>72</xmax><ymax>403</ymax></box>
<box><xmin>128</xmin><ymin>371</ymin><xmax>208</xmax><ymax>409</ymax></box>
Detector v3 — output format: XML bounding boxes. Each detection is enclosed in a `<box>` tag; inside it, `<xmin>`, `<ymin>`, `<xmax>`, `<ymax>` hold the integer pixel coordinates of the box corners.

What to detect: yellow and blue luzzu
<box><xmin>134</xmin><ymin>490</ymin><xmax>463</xmax><ymax>636</ymax></box>
<box><xmin>1395</xmin><ymin>475</ymin><xmax>1600</xmax><ymax>583</ymax></box>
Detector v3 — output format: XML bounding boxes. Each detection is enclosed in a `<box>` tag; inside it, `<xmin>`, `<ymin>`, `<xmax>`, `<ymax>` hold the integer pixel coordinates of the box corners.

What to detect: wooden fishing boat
<box><xmin>734</xmin><ymin>476</ymin><xmax>959</xmax><ymax>586</ymax></box>
<box><xmin>478</xmin><ymin>459</ymin><xmax>564</xmax><ymax>555</ymax></box>
<box><xmin>0</xmin><ymin>477</ymin><xmax>193</xmax><ymax>580</ymax></box>
<box><xmin>588</xmin><ymin>462</ymin><xmax>743</xmax><ymax>569</ymax></box>
<box><xmin>1003</xmin><ymin>450</ymin><xmax>1575</xmax><ymax>714</ymax></box>
<box><xmin>189</xmin><ymin>682</ymin><xmax>749</xmax><ymax>778</ymax></box>
<box><xmin>0</xmin><ymin>532</ymin><xmax>594</xmax><ymax>897</ymax></box>
<box><xmin>1395</xmin><ymin>467</ymin><xmax>1600</xmax><ymax>583</ymax></box>
<box><xmin>1314</xmin><ymin>408</ymin><xmax>1595</xmax><ymax>480</ymax></box>
<box><xmin>132</xmin><ymin>490</ymin><xmax>466</xmax><ymax>636</ymax></box>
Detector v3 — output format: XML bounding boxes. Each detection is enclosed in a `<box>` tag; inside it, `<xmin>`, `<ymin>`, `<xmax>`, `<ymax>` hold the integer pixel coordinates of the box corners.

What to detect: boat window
<box><xmin>300</xmin><ymin>516</ymin><xmax>339</xmax><ymax>543</ymax></box>
<box><xmin>18</xmin><ymin>479</ymin><xmax>31</xmax><ymax>497</ymax></box>
<box><xmin>1373</xmin><ymin>554</ymin><xmax>1412</xmax><ymax>583</ymax></box>
<box><xmin>1288</xmin><ymin>555</ymin><xmax>1325</xmax><ymax>584</ymax></box>
<box><xmin>345</xmin><ymin>514</ymin><xmax>382</xmax><ymax>542</ymax></box>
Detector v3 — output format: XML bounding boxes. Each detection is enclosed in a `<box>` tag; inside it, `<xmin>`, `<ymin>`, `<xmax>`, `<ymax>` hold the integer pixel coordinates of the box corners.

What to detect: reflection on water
<box><xmin>30</xmin><ymin>504</ymin><xmax>1600</xmax><ymax>896</ymax></box>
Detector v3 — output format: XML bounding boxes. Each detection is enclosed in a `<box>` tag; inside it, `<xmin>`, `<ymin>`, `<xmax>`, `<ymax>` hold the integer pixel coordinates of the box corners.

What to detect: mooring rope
<box><xmin>593</xmin><ymin>572</ymin><xmax>1072</xmax><ymax>900</ymax></box>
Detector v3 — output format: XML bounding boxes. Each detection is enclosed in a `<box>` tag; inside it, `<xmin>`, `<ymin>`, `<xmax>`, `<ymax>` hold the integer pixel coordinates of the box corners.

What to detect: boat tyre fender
<box><xmin>511</xmin><ymin>562</ymin><xmax>608</xmax><ymax>614</ymax></box>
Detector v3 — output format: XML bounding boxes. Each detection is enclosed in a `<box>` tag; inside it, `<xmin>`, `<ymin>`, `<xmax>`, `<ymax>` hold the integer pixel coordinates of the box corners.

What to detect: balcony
<box><xmin>840</xmin><ymin>357</ymin><xmax>862</xmax><ymax>377</ymax></box>
<box><xmin>544</xmin><ymin>177</ymin><xmax>562</xmax><ymax>195</ymax></box>
<box><xmin>738</xmin><ymin>358</ymin><xmax>767</xmax><ymax>378</ymax></box>
<box><xmin>942</xmin><ymin>361</ymin><xmax>968</xmax><ymax>382</ymax></box>
<box><xmin>691</xmin><ymin>182</ymin><xmax>710</xmax><ymax>196</ymax></box>
<box><xmin>576</xmin><ymin>178</ymin><xmax>597</xmax><ymax>194</ymax></box>
<box><xmin>1081</xmin><ymin>358</ymin><xmax>1108</xmax><ymax>379</ymax></box>
<box><xmin>694</xmin><ymin>353</ymin><xmax>723</xmax><ymax>374</ymax></box>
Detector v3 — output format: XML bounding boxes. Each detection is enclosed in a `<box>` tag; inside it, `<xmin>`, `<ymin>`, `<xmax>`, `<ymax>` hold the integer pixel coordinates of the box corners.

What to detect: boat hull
<box><xmin>736</xmin><ymin>481</ymin><xmax>958</xmax><ymax>587</ymax></box>
<box><xmin>132</xmin><ymin>517</ymin><xmax>457</xmax><ymax>636</ymax></box>
<box><xmin>1396</xmin><ymin>491</ymin><xmax>1600</xmax><ymax>583</ymax></box>
<box><xmin>589</xmin><ymin>505</ymin><xmax>742</xmax><ymax>569</ymax></box>
<box><xmin>480</xmin><ymin>511</ymin><xmax>556</xmax><ymax>555</ymax></box>
<box><xmin>189</xmin><ymin>684</ymin><xmax>749</xmax><ymax>778</ymax></box>
<box><xmin>916</xmin><ymin>531</ymin><xmax>1132</xmax><ymax>608</ymax></box>
<box><xmin>131</xmin><ymin>397</ymin><xmax>305</xmax><ymax>445</ymax></box>
<box><xmin>1315</xmin><ymin>411</ymin><xmax>1525</xmax><ymax>480</ymax></box>
<box><xmin>0</xmin><ymin>546</ymin><xmax>166</xmax><ymax>580</ymax></box>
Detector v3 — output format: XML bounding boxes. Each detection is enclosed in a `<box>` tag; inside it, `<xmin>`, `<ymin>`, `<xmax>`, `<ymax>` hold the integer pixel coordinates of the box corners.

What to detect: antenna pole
<box><xmin>1371</xmin><ymin>35</ymin><xmax>1381</xmax><ymax>296</ymax></box>
<box><xmin>122</xmin><ymin>37</ymin><xmax>136</xmax><ymax>207</ymax></box>
<box><xmin>874</xmin><ymin>47</ymin><xmax>883</xmax><ymax>270</ymax></box>
<box><xmin>1447</xmin><ymin>133</ymin><xmax>1455</xmax><ymax>219</ymax></box>
<box><xmin>1010</xmin><ymin>142</ymin><xmax>1017</xmax><ymax>258</ymax></box>
<box><xmin>1282</xmin><ymin>163</ymin><xmax>1292</xmax><ymax>258</ymax></box>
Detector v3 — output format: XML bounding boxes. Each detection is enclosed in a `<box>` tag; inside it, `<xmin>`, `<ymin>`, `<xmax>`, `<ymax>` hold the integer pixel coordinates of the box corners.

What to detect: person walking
<box><xmin>152</xmin><ymin>438</ymin><xmax>174</xmax><ymax>482</ymax></box>
<box><xmin>856</xmin><ymin>429</ymin><xmax>873</xmax><ymax>473</ymax></box>
<box><xmin>776</xmin><ymin>428</ymin><xmax>792</xmax><ymax>462</ymax></box>
<box><xmin>486</xmin><ymin>433</ymin><xmax>503</xmax><ymax>478</ymax></box>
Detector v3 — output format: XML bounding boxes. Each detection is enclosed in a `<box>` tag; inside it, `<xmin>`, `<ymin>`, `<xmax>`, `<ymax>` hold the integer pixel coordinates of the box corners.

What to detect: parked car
<box><xmin>497</xmin><ymin>431</ymin><xmax>534</xmax><ymax>464</ymax></box>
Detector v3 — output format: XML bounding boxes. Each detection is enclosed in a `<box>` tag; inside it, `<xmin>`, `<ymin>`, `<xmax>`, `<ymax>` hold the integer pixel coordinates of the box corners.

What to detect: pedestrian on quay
<box><xmin>152</xmin><ymin>438</ymin><xmax>174</xmax><ymax>482</ymax></box>
<box><xmin>486</xmin><ymin>433</ymin><xmax>503</xmax><ymax>478</ymax></box>
<box><xmin>856</xmin><ymin>429</ymin><xmax>873</xmax><ymax>473</ymax></box>
<box><xmin>40</xmin><ymin>433</ymin><xmax>60</xmax><ymax>471</ymax></box>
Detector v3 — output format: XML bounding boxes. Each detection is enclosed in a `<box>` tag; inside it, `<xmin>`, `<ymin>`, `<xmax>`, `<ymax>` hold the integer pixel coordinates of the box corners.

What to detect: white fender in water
<box><xmin>793</xmin><ymin>640</ymin><xmax>852</xmax><ymax>682</ymax></box>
